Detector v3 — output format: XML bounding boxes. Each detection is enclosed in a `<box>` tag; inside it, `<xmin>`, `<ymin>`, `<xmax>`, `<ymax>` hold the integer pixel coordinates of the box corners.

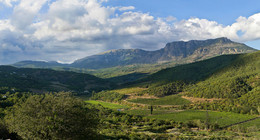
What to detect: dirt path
<box><xmin>182</xmin><ymin>96</ymin><xmax>222</xmax><ymax>103</ymax></box>
<box><xmin>125</xmin><ymin>94</ymin><xmax>159</xmax><ymax>100</ymax></box>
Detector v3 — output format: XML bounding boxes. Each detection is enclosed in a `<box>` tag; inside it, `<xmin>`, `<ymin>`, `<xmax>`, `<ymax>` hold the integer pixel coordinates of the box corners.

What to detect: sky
<box><xmin>0</xmin><ymin>0</ymin><xmax>260</xmax><ymax>64</ymax></box>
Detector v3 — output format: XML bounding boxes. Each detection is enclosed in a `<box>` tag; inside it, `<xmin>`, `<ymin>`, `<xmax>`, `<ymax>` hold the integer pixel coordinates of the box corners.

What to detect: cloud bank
<box><xmin>0</xmin><ymin>0</ymin><xmax>260</xmax><ymax>64</ymax></box>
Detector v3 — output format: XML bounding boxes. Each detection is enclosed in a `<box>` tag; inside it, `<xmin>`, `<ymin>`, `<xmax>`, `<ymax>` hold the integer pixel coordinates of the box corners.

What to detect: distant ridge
<box><xmin>13</xmin><ymin>37</ymin><xmax>257</xmax><ymax>69</ymax></box>
<box><xmin>13</xmin><ymin>60</ymin><xmax>68</xmax><ymax>68</ymax></box>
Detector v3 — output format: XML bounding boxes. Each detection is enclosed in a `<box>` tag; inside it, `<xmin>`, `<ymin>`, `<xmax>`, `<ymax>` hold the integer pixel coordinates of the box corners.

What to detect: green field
<box><xmin>87</xmin><ymin>99</ymin><xmax>259</xmax><ymax>129</ymax></box>
<box><xmin>85</xmin><ymin>100</ymin><xmax>129</xmax><ymax>110</ymax></box>
<box><xmin>146</xmin><ymin>110</ymin><xmax>256</xmax><ymax>127</ymax></box>
<box><xmin>127</xmin><ymin>94</ymin><xmax>190</xmax><ymax>105</ymax></box>
<box><xmin>125</xmin><ymin>109</ymin><xmax>177</xmax><ymax>116</ymax></box>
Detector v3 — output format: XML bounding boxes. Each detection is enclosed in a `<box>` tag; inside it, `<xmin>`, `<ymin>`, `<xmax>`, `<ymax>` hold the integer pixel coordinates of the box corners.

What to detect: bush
<box><xmin>141</xmin><ymin>81</ymin><xmax>186</xmax><ymax>97</ymax></box>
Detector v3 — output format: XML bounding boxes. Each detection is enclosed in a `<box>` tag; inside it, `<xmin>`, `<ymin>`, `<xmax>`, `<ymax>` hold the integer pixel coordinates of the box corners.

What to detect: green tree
<box><xmin>5</xmin><ymin>92</ymin><xmax>99</xmax><ymax>140</ymax></box>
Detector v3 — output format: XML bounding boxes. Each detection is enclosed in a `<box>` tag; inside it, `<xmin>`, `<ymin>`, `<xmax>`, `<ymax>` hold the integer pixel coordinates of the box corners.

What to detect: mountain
<box><xmin>13</xmin><ymin>37</ymin><xmax>257</xmax><ymax>70</ymax></box>
<box><xmin>71</xmin><ymin>37</ymin><xmax>256</xmax><ymax>69</ymax></box>
<box><xmin>0</xmin><ymin>66</ymin><xmax>114</xmax><ymax>93</ymax></box>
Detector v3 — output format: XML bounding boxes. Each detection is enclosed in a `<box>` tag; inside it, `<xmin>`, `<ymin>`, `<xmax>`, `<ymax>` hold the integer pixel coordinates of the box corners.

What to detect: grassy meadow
<box><xmin>85</xmin><ymin>100</ymin><xmax>129</xmax><ymax>110</ymax></box>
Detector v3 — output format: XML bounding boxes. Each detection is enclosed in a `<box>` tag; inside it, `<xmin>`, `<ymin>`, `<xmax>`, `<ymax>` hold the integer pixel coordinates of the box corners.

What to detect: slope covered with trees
<box><xmin>185</xmin><ymin>51</ymin><xmax>259</xmax><ymax>98</ymax></box>
<box><xmin>182</xmin><ymin>51</ymin><xmax>260</xmax><ymax>114</ymax></box>
<box><xmin>135</xmin><ymin>54</ymin><xmax>240</xmax><ymax>86</ymax></box>
<box><xmin>0</xmin><ymin>66</ymin><xmax>114</xmax><ymax>93</ymax></box>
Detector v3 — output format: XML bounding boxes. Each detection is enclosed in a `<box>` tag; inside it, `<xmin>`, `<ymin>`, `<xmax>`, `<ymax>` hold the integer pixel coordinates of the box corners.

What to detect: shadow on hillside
<box><xmin>107</xmin><ymin>72</ymin><xmax>149</xmax><ymax>85</ymax></box>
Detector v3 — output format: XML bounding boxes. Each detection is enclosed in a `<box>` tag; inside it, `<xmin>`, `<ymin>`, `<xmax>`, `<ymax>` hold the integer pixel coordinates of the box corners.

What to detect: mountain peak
<box><xmin>166</xmin><ymin>37</ymin><xmax>233</xmax><ymax>47</ymax></box>
<box><xmin>215</xmin><ymin>37</ymin><xmax>231</xmax><ymax>42</ymax></box>
<box><xmin>98</xmin><ymin>49</ymin><xmax>144</xmax><ymax>55</ymax></box>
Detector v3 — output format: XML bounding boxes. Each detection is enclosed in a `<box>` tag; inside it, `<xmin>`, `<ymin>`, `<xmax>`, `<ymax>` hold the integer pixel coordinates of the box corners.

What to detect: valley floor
<box><xmin>85</xmin><ymin>92</ymin><xmax>260</xmax><ymax>139</ymax></box>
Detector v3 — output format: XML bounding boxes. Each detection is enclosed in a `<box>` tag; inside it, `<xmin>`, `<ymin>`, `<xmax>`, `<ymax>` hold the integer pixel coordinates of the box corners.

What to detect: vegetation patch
<box><xmin>139</xmin><ymin>81</ymin><xmax>186</xmax><ymax>97</ymax></box>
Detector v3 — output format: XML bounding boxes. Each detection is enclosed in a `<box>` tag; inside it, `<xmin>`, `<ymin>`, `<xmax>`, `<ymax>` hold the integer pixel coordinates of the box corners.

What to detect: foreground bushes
<box><xmin>5</xmin><ymin>92</ymin><xmax>99</xmax><ymax>140</ymax></box>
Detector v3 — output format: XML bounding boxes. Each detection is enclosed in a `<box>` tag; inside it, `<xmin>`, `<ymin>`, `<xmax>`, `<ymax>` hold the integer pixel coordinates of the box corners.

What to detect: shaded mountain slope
<box><xmin>0</xmin><ymin>66</ymin><xmax>114</xmax><ymax>93</ymax></box>
<box><xmin>133</xmin><ymin>54</ymin><xmax>240</xmax><ymax>86</ymax></box>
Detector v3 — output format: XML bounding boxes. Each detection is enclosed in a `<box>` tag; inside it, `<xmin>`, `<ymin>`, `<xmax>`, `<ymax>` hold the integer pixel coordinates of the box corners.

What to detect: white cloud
<box><xmin>232</xmin><ymin>13</ymin><xmax>260</xmax><ymax>41</ymax></box>
<box><xmin>0</xmin><ymin>20</ymin><xmax>14</xmax><ymax>31</ymax></box>
<box><xmin>0</xmin><ymin>0</ymin><xmax>18</xmax><ymax>7</ymax></box>
<box><xmin>10</xmin><ymin>0</ymin><xmax>48</xmax><ymax>29</ymax></box>
<box><xmin>118</xmin><ymin>6</ymin><xmax>135</xmax><ymax>11</ymax></box>
<box><xmin>0</xmin><ymin>0</ymin><xmax>260</xmax><ymax>65</ymax></box>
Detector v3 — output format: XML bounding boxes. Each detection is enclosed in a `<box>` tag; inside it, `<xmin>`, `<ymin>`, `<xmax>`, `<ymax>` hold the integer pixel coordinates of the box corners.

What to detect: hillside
<box><xmin>123</xmin><ymin>51</ymin><xmax>260</xmax><ymax>114</ymax></box>
<box><xmin>185</xmin><ymin>51</ymin><xmax>260</xmax><ymax>98</ymax></box>
<box><xmin>0</xmin><ymin>66</ymin><xmax>114</xmax><ymax>93</ymax></box>
<box><xmin>132</xmin><ymin>54</ymin><xmax>240</xmax><ymax>86</ymax></box>
<box><xmin>132</xmin><ymin>50</ymin><xmax>259</xmax><ymax>86</ymax></box>
<box><xmin>14</xmin><ymin>38</ymin><xmax>256</xmax><ymax>70</ymax></box>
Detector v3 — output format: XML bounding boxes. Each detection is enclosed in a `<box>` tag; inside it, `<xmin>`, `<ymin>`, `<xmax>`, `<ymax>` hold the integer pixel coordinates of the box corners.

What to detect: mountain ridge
<box><xmin>13</xmin><ymin>37</ymin><xmax>257</xmax><ymax>69</ymax></box>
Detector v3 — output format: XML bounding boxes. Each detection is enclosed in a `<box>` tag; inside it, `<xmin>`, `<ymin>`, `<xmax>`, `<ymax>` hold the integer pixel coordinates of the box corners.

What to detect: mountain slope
<box><xmin>131</xmin><ymin>50</ymin><xmax>259</xmax><ymax>99</ymax></box>
<box><xmin>130</xmin><ymin>54</ymin><xmax>240</xmax><ymax>87</ymax></box>
<box><xmin>13</xmin><ymin>37</ymin><xmax>257</xmax><ymax>70</ymax></box>
<box><xmin>134</xmin><ymin>51</ymin><xmax>259</xmax><ymax>87</ymax></box>
<box><xmin>71</xmin><ymin>37</ymin><xmax>256</xmax><ymax>69</ymax></box>
<box><xmin>0</xmin><ymin>66</ymin><xmax>114</xmax><ymax>93</ymax></box>
<box><xmin>185</xmin><ymin>51</ymin><xmax>260</xmax><ymax>98</ymax></box>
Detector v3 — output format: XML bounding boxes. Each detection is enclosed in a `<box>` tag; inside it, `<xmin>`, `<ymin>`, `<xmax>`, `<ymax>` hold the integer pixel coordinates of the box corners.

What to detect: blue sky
<box><xmin>105</xmin><ymin>0</ymin><xmax>260</xmax><ymax>25</ymax></box>
<box><xmin>0</xmin><ymin>0</ymin><xmax>259</xmax><ymax>64</ymax></box>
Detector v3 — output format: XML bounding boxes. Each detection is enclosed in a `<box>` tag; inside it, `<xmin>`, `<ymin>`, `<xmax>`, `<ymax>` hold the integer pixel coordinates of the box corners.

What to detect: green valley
<box><xmin>0</xmin><ymin>42</ymin><xmax>259</xmax><ymax>139</ymax></box>
<box><xmin>1</xmin><ymin>0</ymin><xmax>260</xmax><ymax>138</ymax></box>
